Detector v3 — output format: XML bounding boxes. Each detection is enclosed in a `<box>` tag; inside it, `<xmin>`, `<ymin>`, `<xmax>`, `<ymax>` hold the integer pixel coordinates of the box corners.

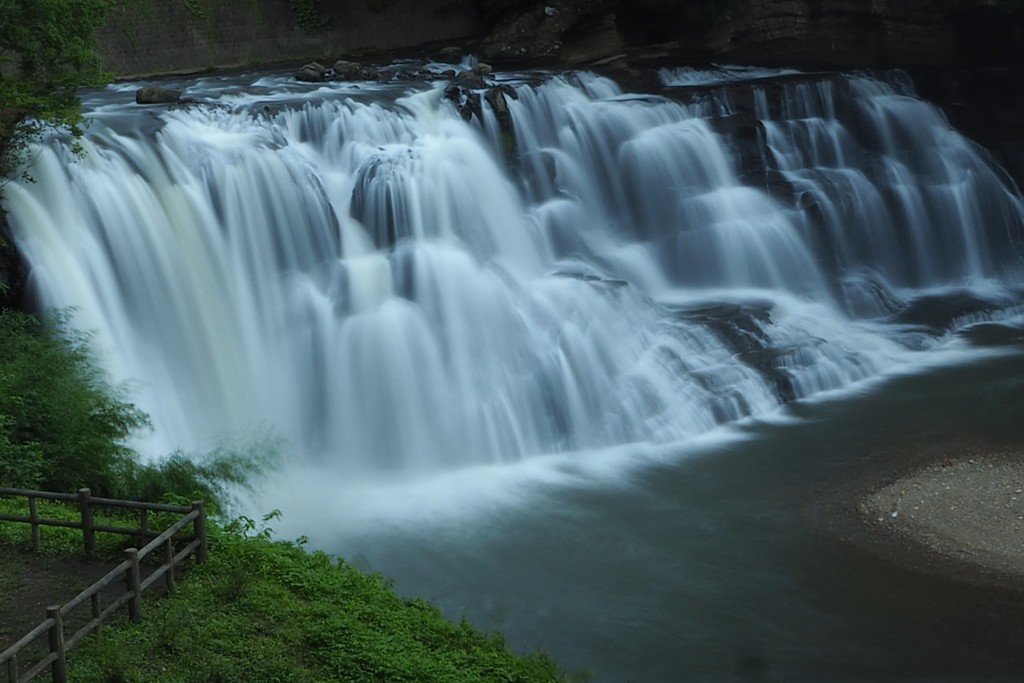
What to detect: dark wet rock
<box><xmin>838</xmin><ymin>272</ymin><xmax>903</xmax><ymax>320</ymax></box>
<box><xmin>890</xmin><ymin>290</ymin><xmax>1016</xmax><ymax>335</ymax></box>
<box><xmin>485</xmin><ymin>85</ymin><xmax>519</xmax><ymax>164</ymax></box>
<box><xmin>672</xmin><ymin>301</ymin><xmax>798</xmax><ymax>404</ymax></box>
<box><xmin>134</xmin><ymin>86</ymin><xmax>182</xmax><ymax>104</ymax></box>
<box><xmin>551</xmin><ymin>264</ymin><xmax>627</xmax><ymax>289</ymax></box>
<box><xmin>441</xmin><ymin>66</ymin><xmax>497</xmax><ymax>122</ymax></box>
<box><xmin>373</xmin><ymin>64</ymin><xmax>435</xmax><ymax>83</ymax></box>
<box><xmin>958</xmin><ymin>321</ymin><xmax>1024</xmax><ymax>347</ymax></box>
<box><xmin>350</xmin><ymin>152</ymin><xmax>416</xmax><ymax>250</ymax></box>
<box><xmin>332</xmin><ymin>60</ymin><xmax>362</xmax><ymax>80</ymax></box>
<box><xmin>706</xmin><ymin>113</ymin><xmax>769</xmax><ymax>189</ymax></box>
<box><xmin>0</xmin><ymin>214</ymin><xmax>28</xmax><ymax>310</ymax></box>
<box><xmin>454</xmin><ymin>72</ymin><xmax>486</xmax><ymax>89</ymax></box>
<box><xmin>484</xmin><ymin>84</ymin><xmax>517</xmax><ymax>115</ymax></box>
<box><xmin>472</xmin><ymin>62</ymin><xmax>492</xmax><ymax>76</ymax></box>
<box><xmin>436</xmin><ymin>46</ymin><xmax>463</xmax><ymax>61</ymax></box>
<box><xmin>481</xmin><ymin>0</ymin><xmax>618</xmax><ymax>63</ymax></box>
<box><xmin>296</xmin><ymin>61</ymin><xmax>328</xmax><ymax>82</ymax></box>
<box><xmin>444</xmin><ymin>83</ymin><xmax>483</xmax><ymax>122</ymax></box>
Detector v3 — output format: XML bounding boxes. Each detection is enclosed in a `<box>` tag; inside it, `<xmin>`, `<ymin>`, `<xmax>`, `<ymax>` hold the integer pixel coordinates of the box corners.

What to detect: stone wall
<box><xmin>97</xmin><ymin>0</ymin><xmax>483</xmax><ymax>77</ymax></box>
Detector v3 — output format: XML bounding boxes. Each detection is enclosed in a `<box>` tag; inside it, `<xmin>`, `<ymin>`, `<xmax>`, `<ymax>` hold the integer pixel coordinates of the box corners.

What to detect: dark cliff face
<box><xmin>479</xmin><ymin>0</ymin><xmax>1024</xmax><ymax>69</ymax></box>
<box><xmin>911</xmin><ymin>67</ymin><xmax>1024</xmax><ymax>192</ymax></box>
<box><xmin>97</xmin><ymin>0</ymin><xmax>484</xmax><ymax>77</ymax></box>
<box><xmin>0</xmin><ymin>212</ymin><xmax>28</xmax><ymax>310</ymax></box>
<box><xmin>97</xmin><ymin>0</ymin><xmax>1023</xmax><ymax>77</ymax></box>
<box><xmin>706</xmin><ymin>0</ymin><xmax>1023</xmax><ymax>69</ymax></box>
<box><xmin>475</xmin><ymin>0</ymin><xmax>1024</xmax><ymax>187</ymax></box>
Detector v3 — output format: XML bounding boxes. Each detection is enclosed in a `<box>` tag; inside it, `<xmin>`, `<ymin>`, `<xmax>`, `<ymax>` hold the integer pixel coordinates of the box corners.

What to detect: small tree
<box><xmin>0</xmin><ymin>309</ymin><xmax>150</xmax><ymax>494</ymax></box>
<box><xmin>0</xmin><ymin>0</ymin><xmax>113</xmax><ymax>188</ymax></box>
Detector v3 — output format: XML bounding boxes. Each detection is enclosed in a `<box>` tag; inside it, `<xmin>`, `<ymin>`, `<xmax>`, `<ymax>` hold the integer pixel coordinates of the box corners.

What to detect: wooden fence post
<box><xmin>125</xmin><ymin>549</ymin><xmax>142</xmax><ymax>623</ymax></box>
<box><xmin>46</xmin><ymin>605</ymin><xmax>67</xmax><ymax>683</ymax></box>
<box><xmin>7</xmin><ymin>652</ymin><xmax>19</xmax><ymax>683</ymax></box>
<box><xmin>78</xmin><ymin>488</ymin><xmax>96</xmax><ymax>554</ymax></box>
<box><xmin>164</xmin><ymin>539</ymin><xmax>175</xmax><ymax>592</ymax></box>
<box><xmin>29</xmin><ymin>495</ymin><xmax>40</xmax><ymax>549</ymax></box>
<box><xmin>138</xmin><ymin>508</ymin><xmax>149</xmax><ymax>548</ymax></box>
<box><xmin>191</xmin><ymin>501</ymin><xmax>208</xmax><ymax>563</ymax></box>
<box><xmin>91</xmin><ymin>593</ymin><xmax>102</xmax><ymax>635</ymax></box>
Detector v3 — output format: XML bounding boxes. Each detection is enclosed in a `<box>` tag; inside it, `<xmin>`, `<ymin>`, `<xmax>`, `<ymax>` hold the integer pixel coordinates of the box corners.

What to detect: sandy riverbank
<box><xmin>864</xmin><ymin>454</ymin><xmax>1024</xmax><ymax>576</ymax></box>
<box><xmin>849</xmin><ymin>445</ymin><xmax>1024</xmax><ymax>590</ymax></box>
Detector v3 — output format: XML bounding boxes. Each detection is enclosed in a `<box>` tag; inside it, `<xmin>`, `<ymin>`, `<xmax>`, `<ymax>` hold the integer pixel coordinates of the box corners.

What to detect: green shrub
<box><xmin>0</xmin><ymin>496</ymin><xmax>139</xmax><ymax>557</ymax></box>
<box><xmin>120</xmin><ymin>441</ymin><xmax>278</xmax><ymax>514</ymax></box>
<box><xmin>0</xmin><ymin>309</ymin><xmax>149</xmax><ymax>496</ymax></box>
<box><xmin>289</xmin><ymin>0</ymin><xmax>329</xmax><ymax>33</ymax></box>
<box><xmin>1</xmin><ymin>0</ymin><xmax>112</xmax><ymax>194</ymax></box>
<box><xmin>68</xmin><ymin>521</ymin><xmax>577</xmax><ymax>683</ymax></box>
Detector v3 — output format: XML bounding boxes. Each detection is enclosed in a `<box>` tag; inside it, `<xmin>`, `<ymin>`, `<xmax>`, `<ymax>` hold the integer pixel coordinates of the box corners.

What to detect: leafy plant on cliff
<box><xmin>289</xmin><ymin>0</ymin><xmax>329</xmax><ymax>33</ymax></box>
<box><xmin>181</xmin><ymin>0</ymin><xmax>217</xmax><ymax>42</ymax></box>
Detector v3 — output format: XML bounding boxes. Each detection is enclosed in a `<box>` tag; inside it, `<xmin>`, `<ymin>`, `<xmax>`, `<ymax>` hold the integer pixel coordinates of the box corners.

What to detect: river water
<box><xmin>255</xmin><ymin>340</ymin><xmax>1024</xmax><ymax>683</ymax></box>
<box><xmin>4</xmin><ymin>63</ymin><xmax>1024</xmax><ymax>681</ymax></box>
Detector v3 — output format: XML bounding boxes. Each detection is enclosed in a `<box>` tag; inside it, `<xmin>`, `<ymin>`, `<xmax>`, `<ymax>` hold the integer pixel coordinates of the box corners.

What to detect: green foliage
<box><xmin>181</xmin><ymin>0</ymin><xmax>217</xmax><ymax>42</ymax></box>
<box><xmin>0</xmin><ymin>306</ymin><xmax>277</xmax><ymax>514</ymax></box>
<box><xmin>0</xmin><ymin>496</ymin><xmax>138</xmax><ymax>557</ymax></box>
<box><xmin>120</xmin><ymin>440</ymin><xmax>278</xmax><ymax>514</ymax></box>
<box><xmin>289</xmin><ymin>0</ymin><xmax>329</xmax><ymax>33</ymax></box>
<box><xmin>0</xmin><ymin>0</ymin><xmax>114</xmax><ymax>191</ymax></box>
<box><xmin>0</xmin><ymin>309</ymin><xmax>149</xmax><ymax>495</ymax></box>
<box><xmin>68</xmin><ymin>517</ymin><xmax>576</xmax><ymax>683</ymax></box>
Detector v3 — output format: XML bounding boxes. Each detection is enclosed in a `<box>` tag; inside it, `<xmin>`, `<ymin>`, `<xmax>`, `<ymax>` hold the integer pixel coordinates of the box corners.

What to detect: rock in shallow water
<box><xmin>295</xmin><ymin>61</ymin><xmax>328</xmax><ymax>82</ymax></box>
<box><xmin>135</xmin><ymin>86</ymin><xmax>182</xmax><ymax>104</ymax></box>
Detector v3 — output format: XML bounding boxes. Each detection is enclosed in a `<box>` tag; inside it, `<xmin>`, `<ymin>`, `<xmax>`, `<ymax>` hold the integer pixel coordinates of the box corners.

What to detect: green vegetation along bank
<box><xmin>0</xmin><ymin>308</ymin><xmax>262</xmax><ymax>504</ymax></box>
<box><xmin>0</xmin><ymin>309</ymin><xmax>576</xmax><ymax>681</ymax></box>
<box><xmin>0</xmin><ymin>499</ymin><xmax>577</xmax><ymax>683</ymax></box>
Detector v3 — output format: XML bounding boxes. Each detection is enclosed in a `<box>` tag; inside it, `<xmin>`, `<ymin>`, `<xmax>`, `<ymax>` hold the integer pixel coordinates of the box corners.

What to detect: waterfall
<box><xmin>4</xmin><ymin>66</ymin><xmax>1024</xmax><ymax>475</ymax></box>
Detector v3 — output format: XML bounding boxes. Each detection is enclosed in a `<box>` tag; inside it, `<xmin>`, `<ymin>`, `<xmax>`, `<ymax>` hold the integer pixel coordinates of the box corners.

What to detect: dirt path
<box><xmin>1</xmin><ymin>547</ymin><xmax>131</xmax><ymax>665</ymax></box>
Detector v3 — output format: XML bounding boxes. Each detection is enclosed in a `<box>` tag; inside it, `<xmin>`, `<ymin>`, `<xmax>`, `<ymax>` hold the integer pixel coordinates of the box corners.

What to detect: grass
<box><xmin>0</xmin><ymin>497</ymin><xmax>580</xmax><ymax>683</ymax></box>
<box><xmin>0</xmin><ymin>495</ymin><xmax>145</xmax><ymax>558</ymax></box>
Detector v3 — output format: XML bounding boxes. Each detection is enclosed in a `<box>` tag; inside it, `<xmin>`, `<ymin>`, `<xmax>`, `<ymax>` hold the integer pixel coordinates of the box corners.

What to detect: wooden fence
<box><xmin>0</xmin><ymin>488</ymin><xmax>208</xmax><ymax>683</ymax></box>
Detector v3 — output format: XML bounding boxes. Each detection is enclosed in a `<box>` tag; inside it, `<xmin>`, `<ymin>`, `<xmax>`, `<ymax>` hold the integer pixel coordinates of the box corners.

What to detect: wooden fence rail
<box><xmin>0</xmin><ymin>489</ymin><xmax>208</xmax><ymax>683</ymax></box>
<box><xmin>0</xmin><ymin>487</ymin><xmax>201</xmax><ymax>554</ymax></box>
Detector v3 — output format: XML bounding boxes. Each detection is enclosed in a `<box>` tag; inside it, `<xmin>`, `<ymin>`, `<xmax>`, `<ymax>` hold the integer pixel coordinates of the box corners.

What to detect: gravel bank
<box><xmin>861</xmin><ymin>452</ymin><xmax>1024</xmax><ymax>584</ymax></box>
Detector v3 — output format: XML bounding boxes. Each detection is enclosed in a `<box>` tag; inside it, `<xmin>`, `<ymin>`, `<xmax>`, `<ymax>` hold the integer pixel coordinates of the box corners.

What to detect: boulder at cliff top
<box><xmin>332</xmin><ymin>60</ymin><xmax>363</xmax><ymax>80</ymax></box>
<box><xmin>481</xmin><ymin>0</ymin><xmax>617</xmax><ymax>62</ymax></box>
<box><xmin>436</xmin><ymin>46</ymin><xmax>463</xmax><ymax>62</ymax></box>
<box><xmin>296</xmin><ymin>62</ymin><xmax>328</xmax><ymax>82</ymax></box>
<box><xmin>135</xmin><ymin>86</ymin><xmax>182</xmax><ymax>105</ymax></box>
<box><xmin>444</xmin><ymin>79</ymin><xmax>484</xmax><ymax>122</ymax></box>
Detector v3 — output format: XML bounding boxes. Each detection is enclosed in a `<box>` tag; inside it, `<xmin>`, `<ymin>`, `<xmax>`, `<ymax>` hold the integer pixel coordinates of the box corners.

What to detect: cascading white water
<box><xmin>4</xmin><ymin>66</ymin><xmax>1024</xmax><ymax>476</ymax></box>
